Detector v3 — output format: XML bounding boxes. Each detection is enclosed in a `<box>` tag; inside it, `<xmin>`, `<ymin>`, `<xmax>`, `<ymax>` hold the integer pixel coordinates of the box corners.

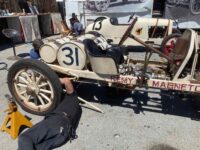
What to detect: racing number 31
<box><xmin>62</xmin><ymin>47</ymin><xmax>79</xmax><ymax>66</ymax></box>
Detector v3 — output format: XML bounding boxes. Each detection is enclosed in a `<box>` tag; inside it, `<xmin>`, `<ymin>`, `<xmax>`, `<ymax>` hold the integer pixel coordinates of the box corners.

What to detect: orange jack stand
<box><xmin>1</xmin><ymin>101</ymin><xmax>33</xmax><ymax>139</ymax></box>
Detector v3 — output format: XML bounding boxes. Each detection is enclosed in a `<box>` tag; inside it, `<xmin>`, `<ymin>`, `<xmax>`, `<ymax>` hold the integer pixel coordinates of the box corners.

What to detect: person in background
<box><xmin>29</xmin><ymin>39</ymin><xmax>43</xmax><ymax>59</ymax></box>
<box><xmin>69</xmin><ymin>13</ymin><xmax>84</xmax><ymax>35</ymax></box>
<box><xmin>18</xmin><ymin>78</ymin><xmax>82</xmax><ymax>150</ymax></box>
<box><xmin>18</xmin><ymin>0</ymin><xmax>31</xmax><ymax>13</ymax></box>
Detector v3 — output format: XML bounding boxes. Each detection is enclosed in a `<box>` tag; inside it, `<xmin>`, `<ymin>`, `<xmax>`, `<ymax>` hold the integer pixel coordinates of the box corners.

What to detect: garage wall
<box><xmin>0</xmin><ymin>0</ymin><xmax>58</xmax><ymax>13</ymax></box>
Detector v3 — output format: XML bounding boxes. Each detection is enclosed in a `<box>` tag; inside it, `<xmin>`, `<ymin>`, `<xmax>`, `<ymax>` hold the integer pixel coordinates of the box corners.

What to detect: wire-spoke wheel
<box><xmin>160</xmin><ymin>33</ymin><xmax>181</xmax><ymax>56</ymax></box>
<box><xmin>8</xmin><ymin>59</ymin><xmax>62</xmax><ymax>115</ymax></box>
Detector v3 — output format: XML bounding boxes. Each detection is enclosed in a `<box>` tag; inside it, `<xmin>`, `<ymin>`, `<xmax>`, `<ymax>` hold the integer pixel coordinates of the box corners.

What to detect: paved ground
<box><xmin>0</xmin><ymin>40</ymin><xmax>200</xmax><ymax>150</ymax></box>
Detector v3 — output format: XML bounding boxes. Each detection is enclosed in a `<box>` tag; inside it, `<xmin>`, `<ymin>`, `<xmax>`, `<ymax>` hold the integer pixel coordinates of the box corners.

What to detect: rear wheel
<box><xmin>7</xmin><ymin>59</ymin><xmax>62</xmax><ymax>115</ymax></box>
<box><xmin>161</xmin><ymin>33</ymin><xmax>181</xmax><ymax>56</ymax></box>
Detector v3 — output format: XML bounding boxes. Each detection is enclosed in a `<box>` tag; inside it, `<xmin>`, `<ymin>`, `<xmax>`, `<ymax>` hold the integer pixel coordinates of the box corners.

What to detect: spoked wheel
<box><xmin>7</xmin><ymin>59</ymin><xmax>62</xmax><ymax>115</ymax></box>
<box><xmin>190</xmin><ymin>0</ymin><xmax>200</xmax><ymax>15</ymax></box>
<box><xmin>94</xmin><ymin>0</ymin><xmax>110</xmax><ymax>12</ymax></box>
<box><xmin>160</xmin><ymin>33</ymin><xmax>181</xmax><ymax>56</ymax></box>
<box><xmin>166</xmin><ymin>0</ymin><xmax>177</xmax><ymax>7</ymax></box>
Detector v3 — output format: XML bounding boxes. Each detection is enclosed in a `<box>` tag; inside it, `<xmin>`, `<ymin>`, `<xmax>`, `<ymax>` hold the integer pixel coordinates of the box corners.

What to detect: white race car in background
<box><xmin>86</xmin><ymin>16</ymin><xmax>174</xmax><ymax>47</ymax></box>
<box><xmin>86</xmin><ymin>0</ymin><xmax>146</xmax><ymax>12</ymax></box>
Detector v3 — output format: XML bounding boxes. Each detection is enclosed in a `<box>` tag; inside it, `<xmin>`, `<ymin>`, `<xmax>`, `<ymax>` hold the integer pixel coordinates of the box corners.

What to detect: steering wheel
<box><xmin>118</xmin><ymin>15</ymin><xmax>137</xmax><ymax>46</ymax></box>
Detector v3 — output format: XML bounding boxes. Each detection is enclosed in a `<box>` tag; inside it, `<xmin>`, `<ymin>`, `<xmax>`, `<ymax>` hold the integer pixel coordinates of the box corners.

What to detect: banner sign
<box><xmin>78</xmin><ymin>0</ymin><xmax>153</xmax><ymax>25</ymax></box>
<box><xmin>164</xmin><ymin>0</ymin><xmax>200</xmax><ymax>29</ymax></box>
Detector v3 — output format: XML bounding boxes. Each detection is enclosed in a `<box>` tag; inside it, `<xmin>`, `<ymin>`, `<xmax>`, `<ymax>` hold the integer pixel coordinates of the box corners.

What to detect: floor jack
<box><xmin>1</xmin><ymin>99</ymin><xmax>33</xmax><ymax>139</ymax></box>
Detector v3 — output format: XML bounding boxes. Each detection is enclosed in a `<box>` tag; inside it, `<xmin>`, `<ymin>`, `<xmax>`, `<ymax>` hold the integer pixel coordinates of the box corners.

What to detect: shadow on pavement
<box><xmin>0</xmin><ymin>44</ymin><xmax>11</xmax><ymax>51</ymax></box>
<box><xmin>18</xmin><ymin>53</ymin><xmax>30</xmax><ymax>58</ymax></box>
<box><xmin>76</xmin><ymin>83</ymin><xmax>200</xmax><ymax>121</ymax></box>
<box><xmin>147</xmin><ymin>144</ymin><xmax>178</xmax><ymax>150</ymax></box>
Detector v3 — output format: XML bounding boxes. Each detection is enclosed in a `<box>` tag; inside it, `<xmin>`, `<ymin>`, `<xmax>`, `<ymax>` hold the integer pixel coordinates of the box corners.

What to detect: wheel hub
<box><xmin>27</xmin><ymin>82</ymin><xmax>40</xmax><ymax>95</ymax></box>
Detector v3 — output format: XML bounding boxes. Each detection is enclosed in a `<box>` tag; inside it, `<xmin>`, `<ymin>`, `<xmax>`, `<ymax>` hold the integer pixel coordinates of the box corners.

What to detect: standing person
<box><xmin>18</xmin><ymin>78</ymin><xmax>82</xmax><ymax>150</ymax></box>
<box><xmin>18</xmin><ymin>0</ymin><xmax>31</xmax><ymax>13</ymax></box>
<box><xmin>69</xmin><ymin>13</ymin><xmax>83</xmax><ymax>35</ymax></box>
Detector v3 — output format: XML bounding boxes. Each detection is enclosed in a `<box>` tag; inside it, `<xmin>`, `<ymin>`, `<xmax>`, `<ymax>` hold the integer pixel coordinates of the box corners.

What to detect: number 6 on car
<box><xmin>57</xmin><ymin>41</ymin><xmax>87</xmax><ymax>70</ymax></box>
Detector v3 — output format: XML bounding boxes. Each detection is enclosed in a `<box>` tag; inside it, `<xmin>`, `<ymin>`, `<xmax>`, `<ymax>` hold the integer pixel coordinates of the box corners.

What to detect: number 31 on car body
<box><xmin>57</xmin><ymin>42</ymin><xmax>86</xmax><ymax>70</ymax></box>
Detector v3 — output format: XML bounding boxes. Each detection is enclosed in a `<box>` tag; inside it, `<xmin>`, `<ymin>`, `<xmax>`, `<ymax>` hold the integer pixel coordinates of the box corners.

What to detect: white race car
<box><xmin>86</xmin><ymin>16</ymin><xmax>174</xmax><ymax>47</ymax></box>
<box><xmin>7</xmin><ymin>17</ymin><xmax>200</xmax><ymax>116</ymax></box>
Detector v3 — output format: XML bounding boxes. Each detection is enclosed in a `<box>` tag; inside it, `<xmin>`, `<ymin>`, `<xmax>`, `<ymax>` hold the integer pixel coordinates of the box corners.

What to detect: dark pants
<box><xmin>18</xmin><ymin>114</ymin><xmax>72</xmax><ymax>150</ymax></box>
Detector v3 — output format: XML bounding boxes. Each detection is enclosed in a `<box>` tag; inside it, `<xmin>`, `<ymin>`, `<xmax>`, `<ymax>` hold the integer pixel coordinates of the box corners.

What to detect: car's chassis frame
<box><xmin>47</xmin><ymin>17</ymin><xmax>200</xmax><ymax>95</ymax></box>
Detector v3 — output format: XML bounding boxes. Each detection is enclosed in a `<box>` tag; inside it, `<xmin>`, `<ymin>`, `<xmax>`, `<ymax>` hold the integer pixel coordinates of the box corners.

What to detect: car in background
<box><xmin>85</xmin><ymin>16</ymin><xmax>173</xmax><ymax>47</ymax></box>
<box><xmin>166</xmin><ymin>0</ymin><xmax>200</xmax><ymax>15</ymax></box>
<box><xmin>86</xmin><ymin>0</ymin><xmax>146</xmax><ymax>12</ymax></box>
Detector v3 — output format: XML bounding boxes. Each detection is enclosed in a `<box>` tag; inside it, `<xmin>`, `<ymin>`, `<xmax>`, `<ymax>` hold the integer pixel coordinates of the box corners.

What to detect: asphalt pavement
<box><xmin>0</xmin><ymin>40</ymin><xmax>200</xmax><ymax>150</ymax></box>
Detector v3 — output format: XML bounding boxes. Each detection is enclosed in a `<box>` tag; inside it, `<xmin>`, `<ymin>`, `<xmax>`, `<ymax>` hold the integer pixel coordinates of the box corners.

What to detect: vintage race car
<box><xmin>85</xmin><ymin>16</ymin><xmax>174</xmax><ymax>47</ymax></box>
<box><xmin>7</xmin><ymin>17</ymin><xmax>200</xmax><ymax>116</ymax></box>
<box><xmin>86</xmin><ymin>0</ymin><xmax>146</xmax><ymax>12</ymax></box>
<box><xmin>166</xmin><ymin>0</ymin><xmax>200</xmax><ymax>15</ymax></box>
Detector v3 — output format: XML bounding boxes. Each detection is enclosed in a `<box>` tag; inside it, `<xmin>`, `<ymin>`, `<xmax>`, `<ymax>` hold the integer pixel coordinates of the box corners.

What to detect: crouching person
<box><xmin>18</xmin><ymin>78</ymin><xmax>82</xmax><ymax>150</ymax></box>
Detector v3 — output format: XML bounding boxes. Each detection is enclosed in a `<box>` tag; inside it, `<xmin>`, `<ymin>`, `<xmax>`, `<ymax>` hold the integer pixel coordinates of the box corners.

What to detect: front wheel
<box><xmin>190</xmin><ymin>0</ymin><xmax>200</xmax><ymax>15</ymax></box>
<box><xmin>7</xmin><ymin>59</ymin><xmax>62</xmax><ymax>115</ymax></box>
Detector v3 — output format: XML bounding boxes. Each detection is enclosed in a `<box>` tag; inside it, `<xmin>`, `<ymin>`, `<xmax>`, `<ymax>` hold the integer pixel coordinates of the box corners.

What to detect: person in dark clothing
<box><xmin>18</xmin><ymin>0</ymin><xmax>31</xmax><ymax>13</ymax></box>
<box><xmin>18</xmin><ymin>78</ymin><xmax>82</xmax><ymax>150</ymax></box>
<box><xmin>69</xmin><ymin>13</ymin><xmax>83</xmax><ymax>35</ymax></box>
<box><xmin>69</xmin><ymin>13</ymin><xmax>78</xmax><ymax>30</ymax></box>
<box><xmin>30</xmin><ymin>39</ymin><xmax>44</xmax><ymax>59</ymax></box>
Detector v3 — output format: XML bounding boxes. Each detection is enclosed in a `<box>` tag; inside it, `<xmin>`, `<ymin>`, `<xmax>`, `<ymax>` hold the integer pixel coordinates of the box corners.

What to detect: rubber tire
<box><xmin>190</xmin><ymin>0</ymin><xmax>200</xmax><ymax>15</ymax></box>
<box><xmin>160</xmin><ymin>33</ymin><xmax>181</xmax><ymax>56</ymax></box>
<box><xmin>7</xmin><ymin>59</ymin><xmax>62</xmax><ymax>116</ymax></box>
<box><xmin>172</xmin><ymin>28</ymin><xmax>181</xmax><ymax>34</ymax></box>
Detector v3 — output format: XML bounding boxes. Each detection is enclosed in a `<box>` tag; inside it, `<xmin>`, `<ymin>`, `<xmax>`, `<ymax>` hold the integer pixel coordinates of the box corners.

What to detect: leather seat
<box><xmin>106</xmin><ymin>46</ymin><xmax>124</xmax><ymax>64</ymax></box>
<box><xmin>83</xmin><ymin>39</ymin><xmax>124</xmax><ymax>65</ymax></box>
